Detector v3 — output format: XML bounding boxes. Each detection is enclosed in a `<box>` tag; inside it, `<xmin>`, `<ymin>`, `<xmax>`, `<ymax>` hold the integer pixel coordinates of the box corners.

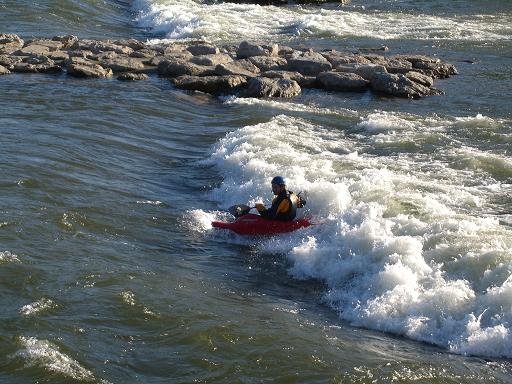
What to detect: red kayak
<box><xmin>212</xmin><ymin>213</ymin><xmax>311</xmax><ymax>236</ymax></box>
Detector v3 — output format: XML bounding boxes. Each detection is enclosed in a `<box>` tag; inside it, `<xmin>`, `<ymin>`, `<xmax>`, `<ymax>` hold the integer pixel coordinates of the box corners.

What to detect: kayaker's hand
<box><xmin>255</xmin><ymin>203</ymin><xmax>265</xmax><ymax>211</ymax></box>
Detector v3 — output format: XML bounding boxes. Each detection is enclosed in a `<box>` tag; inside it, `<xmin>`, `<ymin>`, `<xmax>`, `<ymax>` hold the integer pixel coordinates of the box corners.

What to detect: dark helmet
<box><xmin>271</xmin><ymin>176</ymin><xmax>286</xmax><ymax>186</ymax></box>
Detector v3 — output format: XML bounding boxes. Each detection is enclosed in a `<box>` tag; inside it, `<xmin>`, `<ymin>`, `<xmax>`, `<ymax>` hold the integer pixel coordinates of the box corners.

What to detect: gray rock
<box><xmin>242</xmin><ymin>77</ymin><xmax>301</xmax><ymax>98</ymax></box>
<box><xmin>25</xmin><ymin>39</ymin><xmax>63</xmax><ymax>52</ymax></box>
<box><xmin>76</xmin><ymin>40</ymin><xmax>133</xmax><ymax>55</ymax></box>
<box><xmin>214</xmin><ymin>59</ymin><xmax>260</xmax><ymax>77</ymax></box>
<box><xmin>336</xmin><ymin>63</ymin><xmax>387</xmax><ymax>81</ymax></box>
<box><xmin>114</xmin><ymin>39</ymin><xmax>146</xmax><ymax>51</ymax></box>
<box><xmin>287</xmin><ymin>50</ymin><xmax>332</xmax><ymax>76</ymax></box>
<box><xmin>117</xmin><ymin>72</ymin><xmax>149</xmax><ymax>81</ymax></box>
<box><xmin>36</xmin><ymin>63</ymin><xmax>64</xmax><ymax>74</ymax></box>
<box><xmin>405</xmin><ymin>71</ymin><xmax>434</xmax><ymax>87</ymax></box>
<box><xmin>0</xmin><ymin>34</ymin><xmax>24</xmax><ymax>54</ymax></box>
<box><xmin>11</xmin><ymin>63</ymin><xmax>39</xmax><ymax>73</ymax></box>
<box><xmin>100</xmin><ymin>56</ymin><xmax>145</xmax><ymax>72</ymax></box>
<box><xmin>190</xmin><ymin>53</ymin><xmax>233</xmax><ymax>66</ymax></box>
<box><xmin>48</xmin><ymin>51</ymin><xmax>70</xmax><ymax>61</ymax></box>
<box><xmin>297</xmin><ymin>76</ymin><xmax>319</xmax><ymax>89</ymax></box>
<box><xmin>236</xmin><ymin>41</ymin><xmax>278</xmax><ymax>58</ymax></box>
<box><xmin>370</xmin><ymin>72</ymin><xmax>437</xmax><ymax>98</ymax></box>
<box><xmin>0</xmin><ymin>64</ymin><xmax>10</xmax><ymax>75</ymax></box>
<box><xmin>317</xmin><ymin>72</ymin><xmax>369</xmax><ymax>91</ymax></box>
<box><xmin>321</xmin><ymin>51</ymin><xmax>371</xmax><ymax>66</ymax></box>
<box><xmin>68</xmin><ymin>50</ymin><xmax>94</xmax><ymax>59</ymax></box>
<box><xmin>158</xmin><ymin>58</ymin><xmax>214</xmax><ymax>77</ymax></box>
<box><xmin>248</xmin><ymin>56</ymin><xmax>287</xmax><ymax>72</ymax></box>
<box><xmin>25</xmin><ymin>55</ymin><xmax>54</xmax><ymax>65</ymax></box>
<box><xmin>130</xmin><ymin>48</ymin><xmax>158</xmax><ymax>59</ymax></box>
<box><xmin>261</xmin><ymin>70</ymin><xmax>303</xmax><ymax>82</ymax></box>
<box><xmin>67</xmin><ymin>58</ymin><xmax>113</xmax><ymax>78</ymax></box>
<box><xmin>52</xmin><ymin>35</ymin><xmax>78</xmax><ymax>49</ymax></box>
<box><xmin>187</xmin><ymin>43</ymin><xmax>220</xmax><ymax>56</ymax></box>
<box><xmin>411</xmin><ymin>61</ymin><xmax>458</xmax><ymax>78</ymax></box>
<box><xmin>172</xmin><ymin>75</ymin><xmax>247</xmax><ymax>95</ymax></box>
<box><xmin>0</xmin><ymin>55</ymin><xmax>22</xmax><ymax>69</ymax></box>
<box><xmin>15</xmin><ymin>45</ymin><xmax>51</xmax><ymax>56</ymax></box>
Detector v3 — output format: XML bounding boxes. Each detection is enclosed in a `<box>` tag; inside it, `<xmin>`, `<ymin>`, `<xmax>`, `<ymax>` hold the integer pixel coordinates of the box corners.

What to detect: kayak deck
<box><xmin>212</xmin><ymin>213</ymin><xmax>311</xmax><ymax>236</ymax></box>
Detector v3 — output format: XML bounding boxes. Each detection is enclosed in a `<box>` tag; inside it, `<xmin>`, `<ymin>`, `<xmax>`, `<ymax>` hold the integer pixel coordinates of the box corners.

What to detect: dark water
<box><xmin>1</xmin><ymin>1</ymin><xmax>512</xmax><ymax>383</ymax></box>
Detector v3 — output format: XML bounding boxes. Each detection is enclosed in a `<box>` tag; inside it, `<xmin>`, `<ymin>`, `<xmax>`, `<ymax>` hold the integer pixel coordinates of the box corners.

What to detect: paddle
<box><xmin>228</xmin><ymin>204</ymin><xmax>255</xmax><ymax>218</ymax></box>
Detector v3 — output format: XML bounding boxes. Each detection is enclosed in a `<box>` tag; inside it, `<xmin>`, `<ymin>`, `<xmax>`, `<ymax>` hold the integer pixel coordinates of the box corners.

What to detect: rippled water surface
<box><xmin>1</xmin><ymin>1</ymin><xmax>512</xmax><ymax>383</ymax></box>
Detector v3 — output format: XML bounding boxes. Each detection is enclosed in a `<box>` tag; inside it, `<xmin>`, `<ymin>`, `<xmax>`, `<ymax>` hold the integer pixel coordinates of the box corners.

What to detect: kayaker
<box><xmin>255</xmin><ymin>176</ymin><xmax>303</xmax><ymax>221</ymax></box>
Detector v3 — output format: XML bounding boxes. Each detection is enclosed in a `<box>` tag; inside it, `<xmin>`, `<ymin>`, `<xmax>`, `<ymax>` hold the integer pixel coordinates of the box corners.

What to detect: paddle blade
<box><xmin>228</xmin><ymin>204</ymin><xmax>252</xmax><ymax>218</ymax></box>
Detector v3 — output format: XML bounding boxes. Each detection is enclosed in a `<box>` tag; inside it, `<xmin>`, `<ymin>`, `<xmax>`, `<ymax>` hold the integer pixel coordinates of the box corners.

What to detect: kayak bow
<box><xmin>212</xmin><ymin>213</ymin><xmax>311</xmax><ymax>236</ymax></box>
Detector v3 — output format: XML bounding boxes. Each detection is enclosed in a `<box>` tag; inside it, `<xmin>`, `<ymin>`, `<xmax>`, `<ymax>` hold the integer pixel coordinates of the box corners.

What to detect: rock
<box><xmin>172</xmin><ymin>75</ymin><xmax>247</xmax><ymax>95</ymax></box>
<box><xmin>405</xmin><ymin>71</ymin><xmax>434</xmax><ymax>87</ymax></box>
<box><xmin>0</xmin><ymin>64</ymin><xmax>10</xmax><ymax>75</ymax></box>
<box><xmin>68</xmin><ymin>50</ymin><xmax>94</xmax><ymax>59</ymax></box>
<box><xmin>67</xmin><ymin>58</ymin><xmax>113</xmax><ymax>78</ymax></box>
<box><xmin>25</xmin><ymin>55</ymin><xmax>54</xmax><ymax>65</ymax></box>
<box><xmin>37</xmin><ymin>63</ymin><xmax>63</xmax><ymax>74</ymax></box>
<box><xmin>52</xmin><ymin>35</ymin><xmax>78</xmax><ymax>49</ymax></box>
<box><xmin>158</xmin><ymin>58</ymin><xmax>214</xmax><ymax>77</ymax></box>
<box><xmin>214</xmin><ymin>59</ymin><xmax>260</xmax><ymax>77</ymax></box>
<box><xmin>261</xmin><ymin>70</ymin><xmax>303</xmax><ymax>82</ymax></box>
<box><xmin>370</xmin><ymin>72</ymin><xmax>438</xmax><ymax>98</ymax></box>
<box><xmin>130</xmin><ymin>48</ymin><xmax>158</xmax><ymax>59</ymax></box>
<box><xmin>100</xmin><ymin>56</ymin><xmax>145</xmax><ymax>72</ymax></box>
<box><xmin>114</xmin><ymin>39</ymin><xmax>146</xmax><ymax>51</ymax></box>
<box><xmin>117</xmin><ymin>72</ymin><xmax>149</xmax><ymax>81</ymax></box>
<box><xmin>336</xmin><ymin>63</ymin><xmax>387</xmax><ymax>81</ymax></box>
<box><xmin>15</xmin><ymin>45</ymin><xmax>51</xmax><ymax>56</ymax></box>
<box><xmin>187</xmin><ymin>43</ymin><xmax>220</xmax><ymax>56</ymax></box>
<box><xmin>321</xmin><ymin>51</ymin><xmax>371</xmax><ymax>66</ymax></box>
<box><xmin>287</xmin><ymin>50</ymin><xmax>332</xmax><ymax>76</ymax></box>
<box><xmin>25</xmin><ymin>39</ymin><xmax>63</xmax><ymax>52</ymax></box>
<box><xmin>242</xmin><ymin>77</ymin><xmax>301</xmax><ymax>98</ymax></box>
<box><xmin>0</xmin><ymin>34</ymin><xmax>24</xmax><ymax>54</ymax></box>
<box><xmin>357</xmin><ymin>46</ymin><xmax>389</xmax><ymax>53</ymax></box>
<box><xmin>0</xmin><ymin>55</ymin><xmax>22</xmax><ymax>69</ymax></box>
<box><xmin>48</xmin><ymin>51</ymin><xmax>70</xmax><ymax>61</ymax></box>
<box><xmin>190</xmin><ymin>53</ymin><xmax>233</xmax><ymax>66</ymax></box>
<box><xmin>76</xmin><ymin>40</ymin><xmax>133</xmax><ymax>55</ymax></box>
<box><xmin>317</xmin><ymin>71</ymin><xmax>369</xmax><ymax>91</ymax></box>
<box><xmin>414</xmin><ymin>62</ymin><xmax>458</xmax><ymax>78</ymax></box>
<box><xmin>248</xmin><ymin>56</ymin><xmax>287</xmax><ymax>72</ymax></box>
<box><xmin>11</xmin><ymin>63</ymin><xmax>38</xmax><ymax>73</ymax></box>
<box><xmin>236</xmin><ymin>41</ymin><xmax>278</xmax><ymax>58</ymax></box>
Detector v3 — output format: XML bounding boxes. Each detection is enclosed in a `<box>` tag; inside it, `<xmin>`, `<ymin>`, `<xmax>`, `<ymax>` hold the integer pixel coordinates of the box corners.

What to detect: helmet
<box><xmin>271</xmin><ymin>176</ymin><xmax>286</xmax><ymax>185</ymax></box>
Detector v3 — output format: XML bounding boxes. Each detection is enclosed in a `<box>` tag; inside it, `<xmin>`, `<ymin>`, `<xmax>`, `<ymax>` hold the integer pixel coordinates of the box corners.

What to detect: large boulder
<box><xmin>214</xmin><ymin>59</ymin><xmax>260</xmax><ymax>77</ymax></box>
<box><xmin>236</xmin><ymin>41</ymin><xmax>278</xmax><ymax>58</ymax></box>
<box><xmin>317</xmin><ymin>72</ymin><xmax>369</xmax><ymax>91</ymax></box>
<box><xmin>158</xmin><ymin>58</ymin><xmax>214</xmax><ymax>77</ymax></box>
<box><xmin>405</xmin><ymin>71</ymin><xmax>434</xmax><ymax>87</ymax></box>
<box><xmin>287</xmin><ymin>50</ymin><xmax>332</xmax><ymax>76</ymax></box>
<box><xmin>67</xmin><ymin>58</ymin><xmax>113</xmax><ymax>78</ymax></box>
<box><xmin>370</xmin><ymin>72</ymin><xmax>440</xmax><ymax>98</ymax></box>
<box><xmin>336</xmin><ymin>63</ymin><xmax>387</xmax><ymax>81</ymax></box>
<box><xmin>172</xmin><ymin>75</ymin><xmax>247</xmax><ymax>95</ymax></box>
<box><xmin>0</xmin><ymin>34</ymin><xmax>24</xmax><ymax>54</ymax></box>
<box><xmin>248</xmin><ymin>56</ymin><xmax>287</xmax><ymax>72</ymax></box>
<box><xmin>0</xmin><ymin>64</ymin><xmax>10</xmax><ymax>75</ymax></box>
<box><xmin>190</xmin><ymin>53</ymin><xmax>233</xmax><ymax>66</ymax></box>
<box><xmin>242</xmin><ymin>77</ymin><xmax>301</xmax><ymax>98</ymax></box>
<box><xmin>100</xmin><ymin>56</ymin><xmax>145</xmax><ymax>72</ymax></box>
<box><xmin>187</xmin><ymin>43</ymin><xmax>220</xmax><ymax>56</ymax></box>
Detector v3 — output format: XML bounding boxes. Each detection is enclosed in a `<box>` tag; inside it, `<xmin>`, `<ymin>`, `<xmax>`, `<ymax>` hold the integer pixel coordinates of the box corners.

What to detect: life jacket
<box><xmin>272</xmin><ymin>190</ymin><xmax>298</xmax><ymax>221</ymax></box>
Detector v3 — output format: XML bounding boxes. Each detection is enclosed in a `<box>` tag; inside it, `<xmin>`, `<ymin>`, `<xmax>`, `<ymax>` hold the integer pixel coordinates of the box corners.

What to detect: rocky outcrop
<box><xmin>0</xmin><ymin>33</ymin><xmax>457</xmax><ymax>100</ymax></box>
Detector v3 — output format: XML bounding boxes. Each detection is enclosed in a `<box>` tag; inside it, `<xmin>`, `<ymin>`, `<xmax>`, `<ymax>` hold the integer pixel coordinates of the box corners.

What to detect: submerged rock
<box><xmin>117</xmin><ymin>72</ymin><xmax>149</xmax><ymax>81</ymax></box>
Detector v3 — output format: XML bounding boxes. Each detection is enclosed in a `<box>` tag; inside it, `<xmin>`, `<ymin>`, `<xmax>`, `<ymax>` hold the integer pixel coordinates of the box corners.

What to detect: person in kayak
<box><xmin>255</xmin><ymin>176</ymin><xmax>303</xmax><ymax>221</ymax></box>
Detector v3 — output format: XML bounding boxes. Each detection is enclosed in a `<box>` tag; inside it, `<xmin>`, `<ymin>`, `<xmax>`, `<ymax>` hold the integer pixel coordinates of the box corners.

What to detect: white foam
<box><xmin>16</xmin><ymin>336</ymin><xmax>95</xmax><ymax>381</ymax></box>
<box><xmin>19</xmin><ymin>298</ymin><xmax>57</xmax><ymax>316</ymax></box>
<box><xmin>193</xmin><ymin>113</ymin><xmax>512</xmax><ymax>358</ymax></box>
<box><xmin>134</xmin><ymin>0</ymin><xmax>512</xmax><ymax>42</ymax></box>
<box><xmin>0</xmin><ymin>250</ymin><xmax>20</xmax><ymax>263</ymax></box>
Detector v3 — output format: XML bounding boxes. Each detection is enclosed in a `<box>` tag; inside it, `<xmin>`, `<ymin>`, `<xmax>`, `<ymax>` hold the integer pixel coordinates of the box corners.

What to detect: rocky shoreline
<box><xmin>0</xmin><ymin>33</ymin><xmax>458</xmax><ymax>99</ymax></box>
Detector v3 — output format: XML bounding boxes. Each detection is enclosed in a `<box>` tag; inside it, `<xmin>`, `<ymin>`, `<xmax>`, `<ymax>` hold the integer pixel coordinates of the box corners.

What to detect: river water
<box><xmin>1</xmin><ymin>0</ymin><xmax>512</xmax><ymax>383</ymax></box>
